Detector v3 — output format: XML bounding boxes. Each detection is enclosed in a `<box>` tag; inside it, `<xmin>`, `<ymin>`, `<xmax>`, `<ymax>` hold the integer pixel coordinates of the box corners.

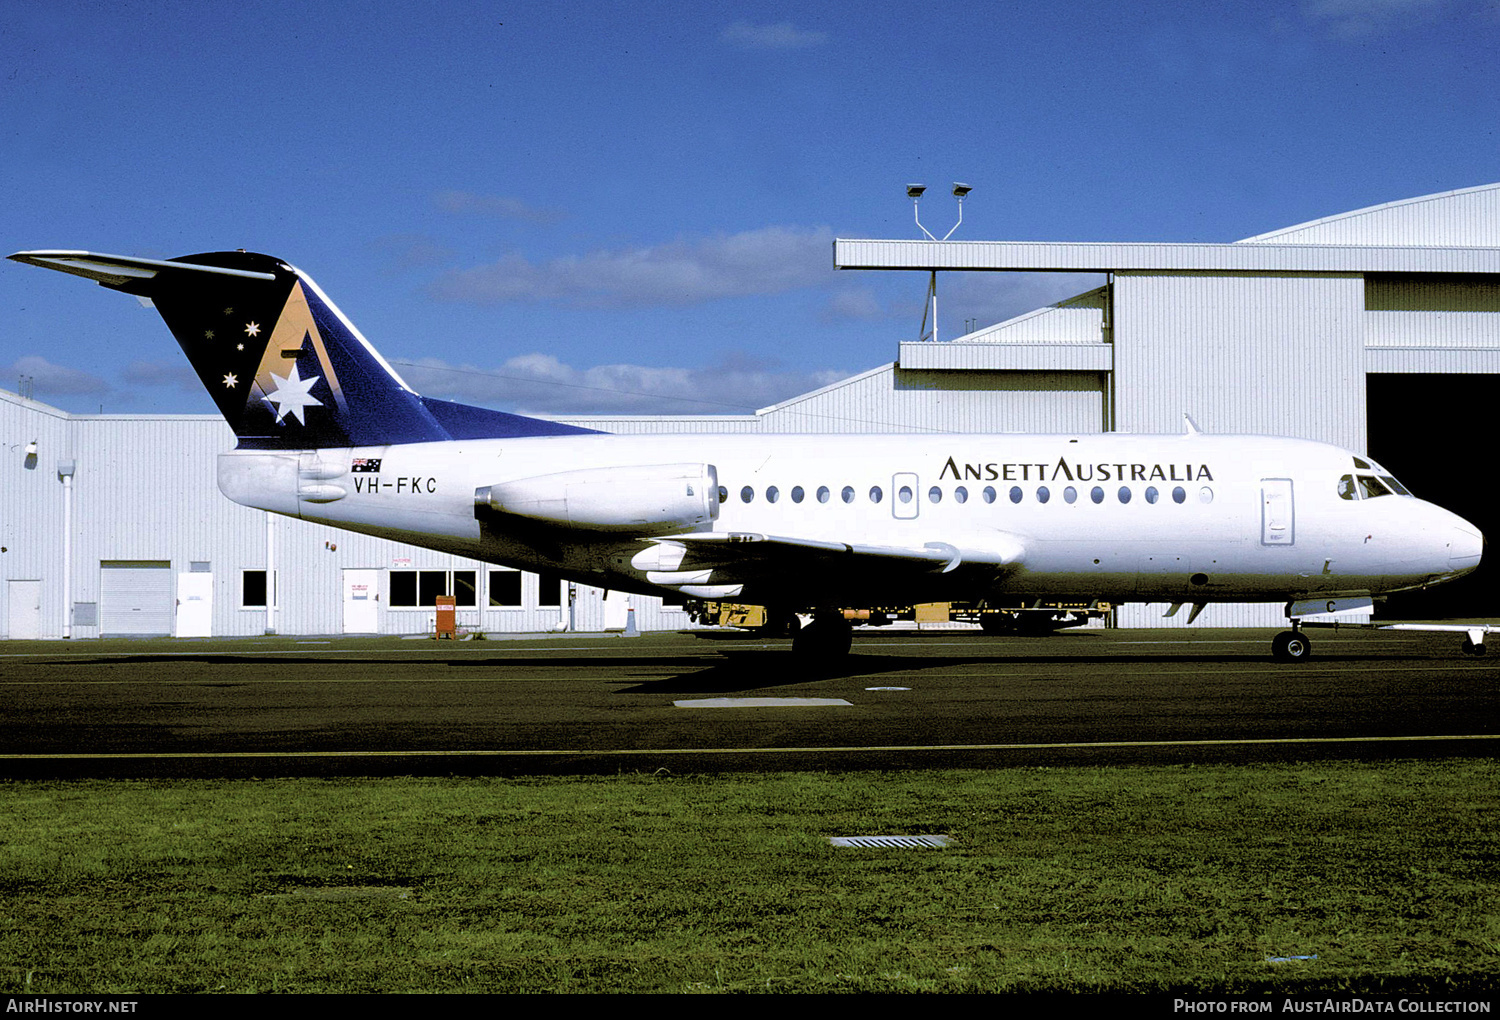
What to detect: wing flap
<box><xmin>632</xmin><ymin>530</ymin><xmax>1025</xmax><ymax>580</ymax></box>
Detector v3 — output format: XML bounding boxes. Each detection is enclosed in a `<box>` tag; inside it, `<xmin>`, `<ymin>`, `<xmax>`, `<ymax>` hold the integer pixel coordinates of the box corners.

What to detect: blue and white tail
<box><xmin>9</xmin><ymin>249</ymin><xmax>597</xmax><ymax>449</ymax></box>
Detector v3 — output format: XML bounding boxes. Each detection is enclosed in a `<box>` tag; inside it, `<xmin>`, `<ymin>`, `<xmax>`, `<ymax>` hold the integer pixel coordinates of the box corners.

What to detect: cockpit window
<box><xmin>1338</xmin><ymin>475</ymin><xmax>1357</xmax><ymax>500</ymax></box>
<box><xmin>1349</xmin><ymin>457</ymin><xmax>1413</xmax><ymax>498</ymax></box>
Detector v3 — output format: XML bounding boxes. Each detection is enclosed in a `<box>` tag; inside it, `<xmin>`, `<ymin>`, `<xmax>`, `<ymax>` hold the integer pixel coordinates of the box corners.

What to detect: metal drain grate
<box><xmin>828</xmin><ymin>835</ymin><xmax>954</xmax><ymax>849</ymax></box>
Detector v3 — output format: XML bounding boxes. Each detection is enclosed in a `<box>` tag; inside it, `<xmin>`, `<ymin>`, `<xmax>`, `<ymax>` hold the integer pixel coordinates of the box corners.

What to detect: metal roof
<box><xmin>833</xmin><ymin>238</ymin><xmax>1500</xmax><ymax>274</ymax></box>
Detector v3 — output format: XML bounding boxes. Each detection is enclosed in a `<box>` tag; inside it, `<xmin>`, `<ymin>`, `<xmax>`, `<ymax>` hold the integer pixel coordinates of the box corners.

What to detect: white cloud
<box><xmin>939</xmin><ymin>273</ymin><xmax>1109</xmax><ymax>330</ymax></box>
<box><xmin>122</xmin><ymin>359</ymin><xmax>201</xmax><ymax>393</ymax></box>
<box><xmin>822</xmin><ymin>287</ymin><xmax>888</xmax><ymax>322</ymax></box>
<box><xmin>1302</xmin><ymin>0</ymin><xmax>1448</xmax><ymax>37</ymax></box>
<box><xmin>8</xmin><ymin>355</ymin><xmax>110</xmax><ymax>398</ymax></box>
<box><xmin>396</xmin><ymin>351</ymin><xmax>847</xmax><ymax>416</ymax></box>
<box><xmin>720</xmin><ymin>21</ymin><xmax>829</xmax><ymax>50</ymax></box>
<box><xmin>428</xmin><ymin>225</ymin><xmax>835</xmax><ymax>308</ymax></box>
<box><xmin>433</xmin><ymin>190</ymin><xmax>565</xmax><ymax>225</ymax></box>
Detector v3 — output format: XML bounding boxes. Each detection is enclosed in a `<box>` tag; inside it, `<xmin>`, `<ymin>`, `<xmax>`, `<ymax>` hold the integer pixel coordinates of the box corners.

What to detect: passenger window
<box><xmin>1199</xmin><ymin>486</ymin><xmax>1214</xmax><ymax>504</ymax></box>
<box><xmin>869</xmin><ymin>486</ymin><xmax>883</xmax><ymax>503</ymax></box>
<box><xmin>1090</xmin><ymin>486</ymin><xmax>1104</xmax><ymax>504</ymax></box>
<box><xmin>766</xmin><ymin>486</ymin><xmax>780</xmax><ymax>503</ymax></box>
<box><xmin>1037</xmin><ymin>486</ymin><xmax>1050</xmax><ymax>504</ymax></box>
<box><xmin>1145</xmin><ymin>486</ymin><xmax>1159</xmax><ymax>504</ymax></box>
<box><xmin>740</xmin><ymin>485</ymin><xmax>754</xmax><ymax>503</ymax></box>
<box><xmin>1172</xmin><ymin>486</ymin><xmax>1186</xmax><ymax>504</ymax></box>
<box><xmin>842</xmin><ymin>485</ymin><xmax>855</xmax><ymax>504</ymax></box>
<box><xmin>954</xmin><ymin>486</ymin><xmax>968</xmax><ymax>504</ymax></box>
<box><xmin>1118</xmin><ymin>486</ymin><xmax>1131</xmax><ymax>504</ymax></box>
<box><xmin>928</xmin><ymin>486</ymin><xmax>942</xmax><ymax>503</ymax></box>
<box><xmin>817</xmin><ymin>486</ymin><xmax>830</xmax><ymax>504</ymax></box>
<box><xmin>1009</xmin><ymin>486</ymin><xmax>1023</xmax><ymax>504</ymax></box>
<box><xmin>1338</xmin><ymin>475</ymin><xmax>1357</xmax><ymax>500</ymax></box>
<box><xmin>898</xmin><ymin>485</ymin><xmax>914</xmax><ymax>504</ymax></box>
<box><xmin>791</xmin><ymin>486</ymin><xmax>804</xmax><ymax>503</ymax></box>
<box><xmin>982</xmin><ymin>486</ymin><xmax>997</xmax><ymax>504</ymax></box>
<box><xmin>718</xmin><ymin>486</ymin><xmax>728</xmax><ymax>503</ymax></box>
<box><xmin>1064</xmin><ymin>486</ymin><xmax>1077</xmax><ymax>504</ymax></box>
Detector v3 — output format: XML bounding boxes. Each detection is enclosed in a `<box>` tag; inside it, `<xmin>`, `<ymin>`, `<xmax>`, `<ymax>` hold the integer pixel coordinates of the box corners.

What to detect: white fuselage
<box><xmin>218</xmin><ymin>431</ymin><xmax>1483</xmax><ymax>610</ymax></box>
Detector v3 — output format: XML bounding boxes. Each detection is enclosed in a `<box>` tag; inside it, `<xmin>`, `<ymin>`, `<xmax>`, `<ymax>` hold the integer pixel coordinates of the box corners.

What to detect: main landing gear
<box><xmin>1271</xmin><ymin>627</ymin><xmax>1312</xmax><ymax>663</ymax></box>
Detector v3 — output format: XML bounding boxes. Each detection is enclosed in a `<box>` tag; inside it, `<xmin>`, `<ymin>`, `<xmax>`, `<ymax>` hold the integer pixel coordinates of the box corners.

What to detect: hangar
<box><xmin>4</xmin><ymin>182</ymin><xmax>1498</xmax><ymax>638</ymax></box>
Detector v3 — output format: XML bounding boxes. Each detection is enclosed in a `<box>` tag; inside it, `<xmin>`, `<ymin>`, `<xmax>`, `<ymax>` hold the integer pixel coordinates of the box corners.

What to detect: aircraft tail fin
<box><xmin>8</xmin><ymin>249</ymin><xmax>597</xmax><ymax>449</ymax></box>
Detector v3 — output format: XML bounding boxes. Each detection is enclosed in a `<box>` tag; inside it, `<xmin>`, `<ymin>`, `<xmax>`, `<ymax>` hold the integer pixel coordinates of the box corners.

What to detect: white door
<box><xmin>343</xmin><ymin>569</ymin><xmax>380</xmax><ymax>633</ymax></box>
<box><xmin>175</xmin><ymin>572</ymin><xmax>214</xmax><ymax>637</ymax></box>
<box><xmin>1261</xmin><ymin>479</ymin><xmax>1295</xmax><ymax>546</ymax></box>
<box><xmin>603</xmin><ymin>589</ymin><xmax>630</xmax><ymax>631</ymax></box>
<box><xmin>100</xmin><ymin>562</ymin><xmax>173</xmax><ymax>636</ymax></box>
<box><xmin>6</xmin><ymin>580</ymin><xmax>42</xmax><ymax>639</ymax></box>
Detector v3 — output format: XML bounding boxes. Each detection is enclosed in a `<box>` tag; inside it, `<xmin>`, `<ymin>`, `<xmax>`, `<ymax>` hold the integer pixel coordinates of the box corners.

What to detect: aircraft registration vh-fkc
<box><xmin>9</xmin><ymin>248</ymin><xmax>1487</xmax><ymax>660</ymax></box>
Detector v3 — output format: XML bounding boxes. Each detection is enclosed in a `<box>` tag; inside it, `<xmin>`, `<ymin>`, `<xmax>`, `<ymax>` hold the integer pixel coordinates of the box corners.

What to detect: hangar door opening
<box><xmin>100</xmin><ymin>561</ymin><xmax>174</xmax><ymax>637</ymax></box>
<box><xmin>1367</xmin><ymin>374</ymin><xmax>1497</xmax><ymax>619</ymax></box>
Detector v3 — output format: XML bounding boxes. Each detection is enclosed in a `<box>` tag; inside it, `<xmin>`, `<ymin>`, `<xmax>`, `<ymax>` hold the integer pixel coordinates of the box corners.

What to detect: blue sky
<box><xmin>3</xmin><ymin>0</ymin><xmax>1498</xmax><ymax>417</ymax></box>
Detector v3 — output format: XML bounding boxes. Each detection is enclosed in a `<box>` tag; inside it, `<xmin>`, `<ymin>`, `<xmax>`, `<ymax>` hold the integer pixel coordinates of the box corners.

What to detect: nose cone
<box><xmin>1450</xmin><ymin>523</ymin><xmax>1484</xmax><ymax>573</ymax></box>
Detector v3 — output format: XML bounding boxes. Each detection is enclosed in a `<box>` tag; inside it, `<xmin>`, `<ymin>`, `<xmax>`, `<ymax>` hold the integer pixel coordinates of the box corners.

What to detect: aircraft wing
<box><xmin>631</xmin><ymin>530</ymin><xmax>1026</xmax><ymax>595</ymax></box>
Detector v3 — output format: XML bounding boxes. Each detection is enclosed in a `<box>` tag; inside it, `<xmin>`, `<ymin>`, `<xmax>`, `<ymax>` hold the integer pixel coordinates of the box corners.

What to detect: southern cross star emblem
<box><xmin>222</xmin><ymin>373</ymin><xmax>237</xmax><ymax>389</ymax></box>
<box><xmin>245</xmin><ymin>322</ymin><xmax>261</xmax><ymax>337</ymax></box>
<box><xmin>262</xmin><ymin>362</ymin><xmax>323</xmax><ymax>424</ymax></box>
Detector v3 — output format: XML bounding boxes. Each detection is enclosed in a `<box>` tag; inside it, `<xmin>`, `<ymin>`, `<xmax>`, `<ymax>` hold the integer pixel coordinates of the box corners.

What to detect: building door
<box><xmin>100</xmin><ymin>561</ymin><xmax>173</xmax><ymax>636</ymax></box>
<box><xmin>1261</xmin><ymin>479</ymin><xmax>1295</xmax><ymax>546</ymax></box>
<box><xmin>892</xmin><ymin>472</ymin><xmax>920</xmax><ymax>520</ymax></box>
<box><xmin>6</xmin><ymin>580</ymin><xmax>41</xmax><ymax>639</ymax></box>
<box><xmin>343</xmin><ymin>569</ymin><xmax>380</xmax><ymax>633</ymax></box>
<box><xmin>175</xmin><ymin>572</ymin><xmax>214</xmax><ymax>637</ymax></box>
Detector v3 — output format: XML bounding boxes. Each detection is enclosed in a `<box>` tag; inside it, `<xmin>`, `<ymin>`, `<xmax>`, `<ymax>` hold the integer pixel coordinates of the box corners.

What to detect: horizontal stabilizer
<box><xmin>9</xmin><ymin>250</ymin><xmax>277</xmax><ymax>287</ymax></box>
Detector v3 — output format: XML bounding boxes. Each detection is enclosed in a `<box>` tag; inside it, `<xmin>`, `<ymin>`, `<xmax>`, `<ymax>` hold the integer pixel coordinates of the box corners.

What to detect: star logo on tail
<box><xmin>262</xmin><ymin>362</ymin><xmax>323</xmax><ymax>424</ymax></box>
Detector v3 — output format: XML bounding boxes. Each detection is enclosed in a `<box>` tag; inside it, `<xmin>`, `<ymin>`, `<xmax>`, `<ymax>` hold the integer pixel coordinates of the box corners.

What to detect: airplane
<box><xmin>8</xmin><ymin>248</ymin><xmax>1487</xmax><ymax>661</ymax></box>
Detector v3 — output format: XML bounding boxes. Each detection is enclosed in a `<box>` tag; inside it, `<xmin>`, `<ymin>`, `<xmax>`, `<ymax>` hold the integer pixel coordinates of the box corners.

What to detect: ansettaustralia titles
<box><xmin>1173</xmin><ymin>1001</ymin><xmax>1491</xmax><ymax>1014</ymax></box>
<box><xmin>939</xmin><ymin>456</ymin><xmax>1215</xmax><ymax>484</ymax></box>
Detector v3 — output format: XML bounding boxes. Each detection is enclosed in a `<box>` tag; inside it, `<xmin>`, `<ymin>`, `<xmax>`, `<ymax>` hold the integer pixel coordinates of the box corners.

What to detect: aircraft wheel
<box><xmin>1271</xmin><ymin>630</ymin><xmax>1312</xmax><ymax>663</ymax></box>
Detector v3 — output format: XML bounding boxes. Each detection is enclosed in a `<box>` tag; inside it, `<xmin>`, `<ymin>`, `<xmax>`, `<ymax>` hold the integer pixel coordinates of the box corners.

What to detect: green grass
<box><xmin>1</xmin><ymin>761</ymin><xmax>1497</xmax><ymax>993</ymax></box>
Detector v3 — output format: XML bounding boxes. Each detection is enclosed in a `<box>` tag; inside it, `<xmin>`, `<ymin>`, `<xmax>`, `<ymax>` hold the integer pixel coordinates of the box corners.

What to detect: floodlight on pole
<box><xmin>907</xmin><ymin>184</ymin><xmax>936</xmax><ymax>240</ymax></box>
<box><xmin>942</xmin><ymin>182</ymin><xmax>972</xmax><ymax>240</ymax></box>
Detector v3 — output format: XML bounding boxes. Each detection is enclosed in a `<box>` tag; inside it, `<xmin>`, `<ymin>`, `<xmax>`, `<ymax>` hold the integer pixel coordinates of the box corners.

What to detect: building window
<box><xmin>488</xmin><ymin>570</ymin><xmax>522</xmax><ymax>607</ymax></box>
<box><xmin>241</xmin><ymin>570</ymin><xmax>275</xmax><ymax>608</ymax></box>
<box><xmin>538</xmin><ymin>571</ymin><xmax>563</xmax><ymax>607</ymax></box>
<box><xmin>390</xmin><ymin>569</ymin><xmax>478</xmax><ymax>608</ymax></box>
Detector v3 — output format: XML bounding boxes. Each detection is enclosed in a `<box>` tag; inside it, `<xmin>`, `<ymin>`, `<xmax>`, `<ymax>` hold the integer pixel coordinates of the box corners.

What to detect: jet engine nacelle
<box><xmin>478</xmin><ymin>463</ymin><xmax>719</xmax><ymax>534</ymax></box>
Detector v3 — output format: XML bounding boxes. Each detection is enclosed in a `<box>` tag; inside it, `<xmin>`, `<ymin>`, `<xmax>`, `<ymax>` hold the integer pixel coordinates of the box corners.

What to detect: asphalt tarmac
<box><xmin>1</xmin><ymin>626</ymin><xmax>1497</xmax><ymax>777</ymax></box>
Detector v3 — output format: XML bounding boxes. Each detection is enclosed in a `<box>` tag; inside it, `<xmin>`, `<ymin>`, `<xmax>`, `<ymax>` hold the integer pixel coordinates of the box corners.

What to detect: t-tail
<box><xmin>8</xmin><ymin>249</ymin><xmax>597</xmax><ymax>448</ymax></box>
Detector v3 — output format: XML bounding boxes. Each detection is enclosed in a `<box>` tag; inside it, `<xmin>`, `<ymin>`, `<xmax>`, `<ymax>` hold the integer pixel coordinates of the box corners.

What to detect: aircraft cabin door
<box><xmin>1261</xmin><ymin>478</ymin><xmax>1294</xmax><ymax>546</ymax></box>
<box><xmin>892</xmin><ymin>472</ymin><xmax>919</xmax><ymax>520</ymax></box>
